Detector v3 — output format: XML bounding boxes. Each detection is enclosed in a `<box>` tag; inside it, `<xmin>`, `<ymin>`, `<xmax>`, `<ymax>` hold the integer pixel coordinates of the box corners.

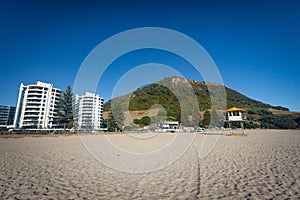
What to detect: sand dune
<box><xmin>0</xmin><ymin>130</ymin><xmax>299</xmax><ymax>199</ymax></box>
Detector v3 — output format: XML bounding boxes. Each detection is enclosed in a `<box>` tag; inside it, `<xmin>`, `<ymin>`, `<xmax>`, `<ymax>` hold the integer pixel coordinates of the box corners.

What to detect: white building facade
<box><xmin>14</xmin><ymin>81</ymin><xmax>62</xmax><ymax>130</ymax></box>
<box><xmin>155</xmin><ymin>121</ymin><xmax>180</xmax><ymax>133</ymax></box>
<box><xmin>74</xmin><ymin>92</ymin><xmax>104</xmax><ymax>131</ymax></box>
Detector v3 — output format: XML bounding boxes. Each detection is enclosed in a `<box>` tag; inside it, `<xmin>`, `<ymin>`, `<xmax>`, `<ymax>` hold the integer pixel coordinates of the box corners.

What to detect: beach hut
<box><xmin>225</xmin><ymin>107</ymin><xmax>246</xmax><ymax>129</ymax></box>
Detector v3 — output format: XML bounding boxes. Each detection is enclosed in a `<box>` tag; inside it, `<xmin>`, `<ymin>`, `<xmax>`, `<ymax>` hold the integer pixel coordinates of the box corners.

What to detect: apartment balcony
<box><xmin>81</xmin><ymin>123</ymin><xmax>95</xmax><ymax>126</ymax></box>
<box><xmin>23</xmin><ymin>116</ymin><xmax>39</xmax><ymax>120</ymax></box>
<box><xmin>82</xmin><ymin>116</ymin><xmax>93</xmax><ymax>119</ymax></box>
<box><xmin>22</xmin><ymin>120</ymin><xmax>38</xmax><ymax>123</ymax></box>
<box><xmin>82</xmin><ymin>100</ymin><xmax>94</xmax><ymax>104</ymax></box>
<box><xmin>82</xmin><ymin>111</ymin><xmax>93</xmax><ymax>114</ymax></box>
<box><xmin>81</xmin><ymin>120</ymin><xmax>94</xmax><ymax>123</ymax></box>
<box><xmin>82</xmin><ymin>117</ymin><xmax>93</xmax><ymax>120</ymax></box>
<box><xmin>81</xmin><ymin>115</ymin><xmax>93</xmax><ymax>119</ymax></box>
<box><xmin>26</xmin><ymin>99</ymin><xmax>41</xmax><ymax>103</ymax></box>
<box><xmin>82</xmin><ymin>107</ymin><xmax>93</xmax><ymax>109</ymax></box>
<box><xmin>82</xmin><ymin>105</ymin><xmax>94</xmax><ymax>108</ymax></box>
<box><xmin>24</xmin><ymin>111</ymin><xmax>40</xmax><ymax>115</ymax></box>
<box><xmin>82</xmin><ymin>117</ymin><xmax>93</xmax><ymax>119</ymax></box>
<box><xmin>26</xmin><ymin>103</ymin><xmax>41</xmax><ymax>107</ymax></box>
<box><xmin>82</xmin><ymin>108</ymin><xmax>93</xmax><ymax>111</ymax></box>
<box><xmin>28</xmin><ymin>87</ymin><xmax>43</xmax><ymax>92</ymax></box>
<box><xmin>82</xmin><ymin>103</ymin><xmax>94</xmax><ymax>106</ymax></box>
<box><xmin>25</xmin><ymin>106</ymin><xmax>40</xmax><ymax>109</ymax></box>
<box><xmin>82</xmin><ymin>120</ymin><xmax>93</xmax><ymax>123</ymax></box>
<box><xmin>22</xmin><ymin>123</ymin><xmax>39</xmax><ymax>128</ymax></box>
<box><xmin>27</xmin><ymin>95</ymin><xmax>42</xmax><ymax>100</ymax></box>
<box><xmin>82</xmin><ymin>106</ymin><xmax>93</xmax><ymax>109</ymax></box>
<box><xmin>83</xmin><ymin>97</ymin><xmax>94</xmax><ymax>100</ymax></box>
<box><xmin>25</xmin><ymin>108</ymin><xmax>40</xmax><ymax>112</ymax></box>
<box><xmin>24</xmin><ymin>112</ymin><xmax>40</xmax><ymax>116</ymax></box>
<box><xmin>81</xmin><ymin>121</ymin><xmax>94</xmax><ymax>124</ymax></box>
<box><xmin>27</xmin><ymin>91</ymin><xmax>43</xmax><ymax>95</ymax></box>
<box><xmin>22</xmin><ymin>123</ymin><xmax>38</xmax><ymax>127</ymax></box>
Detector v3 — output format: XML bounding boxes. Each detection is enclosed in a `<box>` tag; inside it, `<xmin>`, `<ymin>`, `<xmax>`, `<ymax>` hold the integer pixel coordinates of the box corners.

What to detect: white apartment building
<box><xmin>14</xmin><ymin>81</ymin><xmax>62</xmax><ymax>130</ymax></box>
<box><xmin>74</xmin><ymin>92</ymin><xmax>104</xmax><ymax>131</ymax></box>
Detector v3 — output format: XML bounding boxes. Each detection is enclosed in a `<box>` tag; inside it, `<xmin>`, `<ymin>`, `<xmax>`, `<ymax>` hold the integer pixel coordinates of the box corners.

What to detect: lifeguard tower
<box><xmin>225</xmin><ymin>107</ymin><xmax>246</xmax><ymax>130</ymax></box>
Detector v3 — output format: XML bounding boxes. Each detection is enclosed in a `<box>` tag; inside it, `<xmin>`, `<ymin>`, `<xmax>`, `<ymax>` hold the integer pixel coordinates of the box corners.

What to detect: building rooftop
<box><xmin>226</xmin><ymin>107</ymin><xmax>245</xmax><ymax>112</ymax></box>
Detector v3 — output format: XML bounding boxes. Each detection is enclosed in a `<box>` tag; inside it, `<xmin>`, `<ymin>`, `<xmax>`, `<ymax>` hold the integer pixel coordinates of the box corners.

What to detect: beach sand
<box><xmin>0</xmin><ymin>130</ymin><xmax>299</xmax><ymax>199</ymax></box>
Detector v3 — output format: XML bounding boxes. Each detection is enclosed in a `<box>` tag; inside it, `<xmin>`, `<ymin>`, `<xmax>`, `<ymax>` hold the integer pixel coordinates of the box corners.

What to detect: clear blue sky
<box><xmin>0</xmin><ymin>0</ymin><xmax>299</xmax><ymax>111</ymax></box>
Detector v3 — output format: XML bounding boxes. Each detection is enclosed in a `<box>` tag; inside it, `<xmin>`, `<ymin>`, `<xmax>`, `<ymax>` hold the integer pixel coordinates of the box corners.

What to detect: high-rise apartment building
<box><xmin>0</xmin><ymin>105</ymin><xmax>16</xmax><ymax>130</ymax></box>
<box><xmin>14</xmin><ymin>81</ymin><xmax>62</xmax><ymax>130</ymax></box>
<box><xmin>74</xmin><ymin>92</ymin><xmax>104</xmax><ymax>131</ymax></box>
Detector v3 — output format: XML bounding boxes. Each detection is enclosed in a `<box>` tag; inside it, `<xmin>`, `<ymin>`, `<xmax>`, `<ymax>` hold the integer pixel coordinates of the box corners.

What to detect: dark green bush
<box><xmin>261</xmin><ymin>115</ymin><xmax>297</xmax><ymax>129</ymax></box>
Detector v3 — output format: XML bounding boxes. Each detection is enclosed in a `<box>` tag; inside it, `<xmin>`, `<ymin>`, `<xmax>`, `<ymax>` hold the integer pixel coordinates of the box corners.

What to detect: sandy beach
<box><xmin>0</xmin><ymin>130</ymin><xmax>299</xmax><ymax>199</ymax></box>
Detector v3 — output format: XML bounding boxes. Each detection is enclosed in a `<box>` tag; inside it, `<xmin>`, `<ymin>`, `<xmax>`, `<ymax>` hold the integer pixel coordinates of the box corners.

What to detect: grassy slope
<box><xmin>104</xmin><ymin>76</ymin><xmax>277</xmax><ymax>112</ymax></box>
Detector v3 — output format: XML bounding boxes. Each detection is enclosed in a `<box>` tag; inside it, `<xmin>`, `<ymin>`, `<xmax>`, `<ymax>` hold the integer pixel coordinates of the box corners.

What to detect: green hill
<box><xmin>104</xmin><ymin>76</ymin><xmax>287</xmax><ymax>112</ymax></box>
<box><xmin>104</xmin><ymin>76</ymin><xmax>299</xmax><ymax>129</ymax></box>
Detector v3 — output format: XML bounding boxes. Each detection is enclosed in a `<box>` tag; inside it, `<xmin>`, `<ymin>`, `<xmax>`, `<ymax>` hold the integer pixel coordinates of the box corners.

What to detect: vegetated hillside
<box><xmin>103</xmin><ymin>76</ymin><xmax>300</xmax><ymax>129</ymax></box>
<box><xmin>104</xmin><ymin>76</ymin><xmax>286</xmax><ymax>112</ymax></box>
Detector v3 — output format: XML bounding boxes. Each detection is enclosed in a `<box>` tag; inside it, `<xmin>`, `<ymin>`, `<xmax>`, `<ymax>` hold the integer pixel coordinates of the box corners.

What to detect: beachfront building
<box><xmin>74</xmin><ymin>92</ymin><xmax>104</xmax><ymax>131</ymax></box>
<box><xmin>225</xmin><ymin>107</ymin><xmax>246</xmax><ymax>128</ymax></box>
<box><xmin>0</xmin><ymin>105</ymin><xmax>16</xmax><ymax>130</ymax></box>
<box><xmin>155</xmin><ymin>121</ymin><xmax>180</xmax><ymax>132</ymax></box>
<box><xmin>13</xmin><ymin>81</ymin><xmax>62</xmax><ymax>130</ymax></box>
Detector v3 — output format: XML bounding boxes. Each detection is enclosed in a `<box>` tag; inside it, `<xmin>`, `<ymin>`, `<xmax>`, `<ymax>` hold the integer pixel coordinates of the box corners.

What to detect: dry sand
<box><xmin>0</xmin><ymin>130</ymin><xmax>299</xmax><ymax>199</ymax></box>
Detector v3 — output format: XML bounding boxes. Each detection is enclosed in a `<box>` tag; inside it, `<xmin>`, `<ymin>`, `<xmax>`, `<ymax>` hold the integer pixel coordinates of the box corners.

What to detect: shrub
<box><xmin>140</xmin><ymin>116</ymin><xmax>151</xmax><ymax>125</ymax></box>
<box><xmin>133</xmin><ymin>116</ymin><xmax>151</xmax><ymax>126</ymax></box>
<box><xmin>247</xmin><ymin>110</ymin><xmax>257</xmax><ymax>115</ymax></box>
<box><xmin>258</xmin><ymin>110</ymin><xmax>273</xmax><ymax>117</ymax></box>
<box><xmin>261</xmin><ymin>115</ymin><xmax>297</xmax><ymax>129</ymax></box>
<box><xmin>133</xmin><ymin>119</ymin><xmax>140</xmax><ymax>124</ymax></box>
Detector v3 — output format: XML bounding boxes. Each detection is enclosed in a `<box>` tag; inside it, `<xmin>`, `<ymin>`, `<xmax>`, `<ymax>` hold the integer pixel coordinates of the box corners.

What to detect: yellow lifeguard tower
<box><xmin>225</xmin><ymin>107</ymin><xmax>246</xmax><ymax>129</ymax></box>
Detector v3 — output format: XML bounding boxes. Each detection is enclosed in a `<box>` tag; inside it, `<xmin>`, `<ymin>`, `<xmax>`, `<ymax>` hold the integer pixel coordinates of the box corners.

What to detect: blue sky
<box><xmin>0</xmin><ymin>0</ymin><xmax>299</xmax><ymax>111</ymax></box>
